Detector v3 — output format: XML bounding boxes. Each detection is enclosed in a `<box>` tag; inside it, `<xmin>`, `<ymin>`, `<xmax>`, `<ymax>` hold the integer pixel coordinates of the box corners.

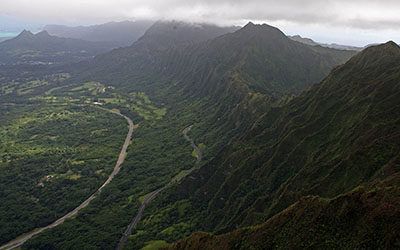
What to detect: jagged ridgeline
<box><xmin>162</xmin><ymin>42</ymin><xmax>400</xmax><ymax>249</ymax></box>
<box><xmin>79</xmin><ymin>21</ymin><xmax>354</xmax><ymax>98</ymax></box>
<box><xmin>170</xmin><ymin>175</ymin><xmax>400</xmax><ymax>249</ymax></box>
<box><xmin>76</xmin><ymin>21</ymin><xmax>355</xmax><ymax>137</ymax></box>
<box><xmin>0</xmin><ymin>30</ymin><xmax>118</xmax><ymax>65</ymax></box>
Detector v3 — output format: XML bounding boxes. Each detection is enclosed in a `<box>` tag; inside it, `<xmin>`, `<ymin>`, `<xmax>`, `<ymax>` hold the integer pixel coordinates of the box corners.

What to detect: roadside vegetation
<box><xmin>0</xmin><ymin>69</ymin><xmax>213</xmax><ymax>249</ymax></box>
<box><xmin>0</xmin><ymin>102</ymin><xmax>127</xmax><ymax>244</ymax></box>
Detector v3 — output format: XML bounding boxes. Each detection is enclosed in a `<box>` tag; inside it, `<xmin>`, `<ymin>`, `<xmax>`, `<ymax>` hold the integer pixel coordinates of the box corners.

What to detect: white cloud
<box><xmin>0</xmin><ymin>0</ymin><xmax>399</xmax><ymax>45</ymax></box>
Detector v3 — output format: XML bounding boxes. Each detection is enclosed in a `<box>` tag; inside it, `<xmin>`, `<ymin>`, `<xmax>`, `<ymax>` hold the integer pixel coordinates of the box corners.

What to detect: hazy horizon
<box><xmin>1</xmin><ymin>0</ymin><xmax>400</xmax><ymax>46</ymax></box>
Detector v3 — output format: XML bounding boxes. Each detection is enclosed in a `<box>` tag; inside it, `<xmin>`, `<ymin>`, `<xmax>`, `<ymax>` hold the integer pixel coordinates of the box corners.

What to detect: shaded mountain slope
<box><xmin>164</xmin><ymin>22</ymin><xmax>356</xmax><ymax>97</ymax></box>
<box><xmin>170</xmin><ymin>174</ymin><xmax>400</xmax><ymax>249</ymax></box>
<box><xmin>152</xmin><ymin>42</ymin><xmax>400</xmax><ymax>237</ymax></box>
<box><xmin>0</xmin><ymin>30</ymin><xmax>117</xmax><ymax>65</ymax></box>
<box><xmin>79</xmin><ymin>22</ymin><xmax>356</xmax><ymax>139</ymax></box>
<box><xmin>78</xmin><ymin>21</ymin><xmax>240</xmax><ymax>88</ymax></box>
<box><xmin>81</xmin><ymin>22</ymin><xmax>354</xmax><ymax>97</ymax></box>
<box><xmin>138</xmin><ymin>21</ymin><xmax>239</xmax><ymax>50</ymax></box>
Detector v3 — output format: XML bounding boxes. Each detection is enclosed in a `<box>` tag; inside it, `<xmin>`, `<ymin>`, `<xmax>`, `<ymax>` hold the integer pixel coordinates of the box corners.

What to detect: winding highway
<box><xmin>0</xmin><ymin>109</ymin><xmax>135</xmax><ymax>250</ymax></box>
<box><xmin>116</xmin><ymin>125</ymin><xmax>202</xmax><ymax>250</ymax></box>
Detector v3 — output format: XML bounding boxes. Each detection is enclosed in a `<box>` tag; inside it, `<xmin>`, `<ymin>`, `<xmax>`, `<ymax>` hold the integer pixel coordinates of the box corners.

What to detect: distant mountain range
<box><xmin>82</xmin><ymin>21</ymin><xmax>355</xmax><ymax>97</ymax></box>
<box><xmin>0</xmin><ymin>37</ymin><xmax>12</xmax><ymax>43</ymax></box>
<box><xmin>0</xmin><ymin>20</ymin><xmax>386</xmax><ymax>52</ymax></box>
<box><xmin>0</xmin><ymin>30</ymin><xmax>118</xmax><ymax>65</ymax></box>
<box><xmin>0</xmin><ymin>21</ymin><xmax>240</xmax><ymax>66</ymax></box>
<box><xmin>43</xmin><ymin>20</ymin><xmax>157</xmax><ymax>47</ymax></box>
<box><xmin>289</xmin><ymin>35</ymin><xmax>364</xmax><ymax>51</ymax></box>
<box><xmin>45</xmin><ymin>20</ymin><xmax>239</xmax><ymax>48</ymax></box>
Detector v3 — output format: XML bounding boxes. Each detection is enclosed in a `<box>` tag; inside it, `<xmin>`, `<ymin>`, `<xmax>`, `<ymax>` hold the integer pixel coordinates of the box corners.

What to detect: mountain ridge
<box><xmin>133</xmin><ymin>41</ymin><xmax>400</xmax><ymax>247</ymax></box>
<box><xmin>169</xmin><ymin>174</ymin><xmax>400</xmax><ymax>249</ymax></box>
<box><xmin>0</xmin><ymin>30</ymin><xmax>119</xmax><ymax>64</ymax></box>
<box><xmin>289</xmin><ymin>34</ymin><xmax>364</xmax><ymax>51</ymax></box>
<box><xmin>44</xmin><ymin>20</ymin><xmax>155</xmax><ymax>46</ymax></box>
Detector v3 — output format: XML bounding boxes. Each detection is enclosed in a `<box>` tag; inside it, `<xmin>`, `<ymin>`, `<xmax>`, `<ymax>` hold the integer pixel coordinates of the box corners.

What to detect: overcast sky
<box><xmin>1</xmin><ymin>0</ymin><xmax>399</xmax><ymax>46</ymax></box>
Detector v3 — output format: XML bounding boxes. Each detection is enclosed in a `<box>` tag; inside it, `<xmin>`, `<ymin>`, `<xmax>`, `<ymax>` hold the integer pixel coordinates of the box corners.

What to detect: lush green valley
<box><xmin>0</xmin><ymin>19</ymin><xmax>398</xmax><ymax>250</ymax></box>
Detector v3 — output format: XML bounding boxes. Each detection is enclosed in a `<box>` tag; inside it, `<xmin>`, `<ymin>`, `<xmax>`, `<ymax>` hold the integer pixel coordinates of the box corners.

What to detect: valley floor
<box><xmin>0</xmin><ymin>108</ymin><xmax>134</xmax><ymax>250</ymax></box>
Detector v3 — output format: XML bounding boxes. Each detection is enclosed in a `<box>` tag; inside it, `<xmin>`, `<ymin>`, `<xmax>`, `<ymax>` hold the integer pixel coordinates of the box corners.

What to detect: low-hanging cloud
<box><xmin>1</xmin><ymin>0</ymin><xmax>399</xmax><ymax>46</ymax></box>
<box><xmin>1</xmin><ymin>0</ymin><xmax>400</xmax><ymax>30</ymax></box>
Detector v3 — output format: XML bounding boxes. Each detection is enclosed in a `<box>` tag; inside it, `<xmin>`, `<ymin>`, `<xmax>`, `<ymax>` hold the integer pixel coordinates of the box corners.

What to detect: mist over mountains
<box><xmin>289</xmin><ymin>35</ymin><xmax>364</xmax><ymax>51</ymax></box>
<box><xmin>0</xmin><ymin>29</ymin><xmax>119</xmax><ymax>65</ymax></box>
<box><xmin>43</xmin><ymin>20</ymin><xmax>155</xmax><ymax>47</ymax></box>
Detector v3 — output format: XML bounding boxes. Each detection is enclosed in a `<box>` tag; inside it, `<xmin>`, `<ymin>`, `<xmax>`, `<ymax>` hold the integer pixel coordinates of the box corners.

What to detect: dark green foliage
<box><xmin>0</xmin><ymin>103</ymin><xmax>126</xmax><ymax>244</ymax></box>
<box><xmin>127</xmin><ymin>42</ymin><xmax>400</xmax><ymax>248</ymax></box>
<box><xmin>170</xmin><ymin>175</ymin><xmax>400</xmax><ymax>249</ymax></box>
<box><xmin>156</xmin><ymin>42</ymin><xmax>400</xmax><ymax>236</ymax></box>
<box><xmin>22</xmin><ymin>99</ymin><xmax>203</xmax><ymax>249</ymax></box>
<box><xmin>79</xmin><ymin>22</ymin><xmax>355</xmax><ymax>99</ymax></box>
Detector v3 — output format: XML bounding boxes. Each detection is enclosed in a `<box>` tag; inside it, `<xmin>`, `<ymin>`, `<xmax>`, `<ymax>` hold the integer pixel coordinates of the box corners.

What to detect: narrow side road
<box><xmin>0</xmin><ymin>109</ymin><xmax>135</xmax><ymax>250</ymax></box>
<box><xmin>182</xmin><ymin>125</ymin><xmax>202</xmax><ymax>164</ymax></box>
<box><xmin>116</xmin><ymin>125</ymin><xmax>202</xmax><ymax>250</ymax></box>
<box><xmin>116</xmin><ymin>188</ymin><xmax>165</xmax><ymax>250</ymax></box>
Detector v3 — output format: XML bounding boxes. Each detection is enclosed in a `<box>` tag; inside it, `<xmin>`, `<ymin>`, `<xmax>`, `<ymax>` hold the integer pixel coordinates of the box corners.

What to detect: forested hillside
<box><xmin>138</xmin><ymin>41</ymin><xmax>400</xmax><ymax>248</ymax></box>
<box><xmin>170</xmin><ymin>174</ymin><xmax>400</xmax><ymax>249</ymax></box>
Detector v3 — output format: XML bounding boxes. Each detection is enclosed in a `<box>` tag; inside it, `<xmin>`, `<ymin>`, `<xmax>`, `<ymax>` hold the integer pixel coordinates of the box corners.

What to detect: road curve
<box><xmin>116</xmin><ymin>125</ymin><xmax>202</xmax><ymax>250</ymax></box>
<box><xmin>0</xmin><ymin>109</ymin><xmax>135</xmax><ymax>250</ymax></box>
<box><xmin>182</xmin><ymin>125</ymin><xmax>202</xmax><ymax>164</ymax></box>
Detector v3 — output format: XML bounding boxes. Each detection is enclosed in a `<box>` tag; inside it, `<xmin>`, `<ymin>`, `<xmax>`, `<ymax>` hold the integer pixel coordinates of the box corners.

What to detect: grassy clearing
<box><xmin>191</xmin><ymin>143</ymin><xmax>205</xmax><ymax>159</ymax></box>
<box><xmin>141</xmin><ymin>240</ymin><xmax>170</xmax><ymax>250</ymax></box>
<box><xmin>37</xmin><ymin>81</ymin><xmax>167</xmax><ymax>121</ymax></box>
<box><xmin>138</xmin><ymin>194</ymin><xmax>147</xmax><ymax>204</ymax></box>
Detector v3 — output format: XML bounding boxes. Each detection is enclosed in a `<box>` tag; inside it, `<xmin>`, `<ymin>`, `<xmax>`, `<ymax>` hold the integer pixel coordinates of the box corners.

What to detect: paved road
<box><xmin>182</xmin><ymin>125</ymin><xmax>202</xmax><ymax>164</ymax></box>
<box><xmin>0</xmin><ymin>109</ymin><xmax>135</xmax><ymax>250</ymax></box>
<box><xmin>116</xmin><ymin>125</ymin><xmax>202</xmax><ymax>250</ymax></box>
<box><xmin>116</xmin><ymin>188</ymin><xmax>165</xmax><ymax>250</ymax></box>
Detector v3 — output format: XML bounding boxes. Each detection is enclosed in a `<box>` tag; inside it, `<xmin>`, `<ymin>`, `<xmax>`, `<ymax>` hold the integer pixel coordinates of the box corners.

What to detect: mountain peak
<box><xmin>243</xmin><ymin>21</ymin><xmax>256</xmax><ymax>28</ymax></box>
<box><xmin>381</xmin><ymin>40</ymin><xmax>400</xmax><ymax>50</ymax></box>
<box><xmin>35</xmin><ymin>30</ymin><xmax>52</xmax><ymax>38</ymax></box>
<box><xmin>16</xmin><ymin>30</ymin><xmax>34</xmax><ymax>39</ymax></box>
<box><xmin>333</xmin><ymin>40</ymin><xmax>400</xmax><ymax>82</ymax></box>
<box><xmin>137</xmin><ymin>20</ymin><xmax>239</xmax><ymax>49</ymax></box>
<box><xmin>358</xmin><ymin>40</ymin><xmax>400</xmax><ymax>59</ymax></box>
<box><xmin>236</xmin><ymin>22</ymin><xmax>287</xmax><ymax>42</ymax></box>
<box><xmin>35</xmin><ymin>30</ymin><xmax>54</xmax><ymax>40</ymax></box>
